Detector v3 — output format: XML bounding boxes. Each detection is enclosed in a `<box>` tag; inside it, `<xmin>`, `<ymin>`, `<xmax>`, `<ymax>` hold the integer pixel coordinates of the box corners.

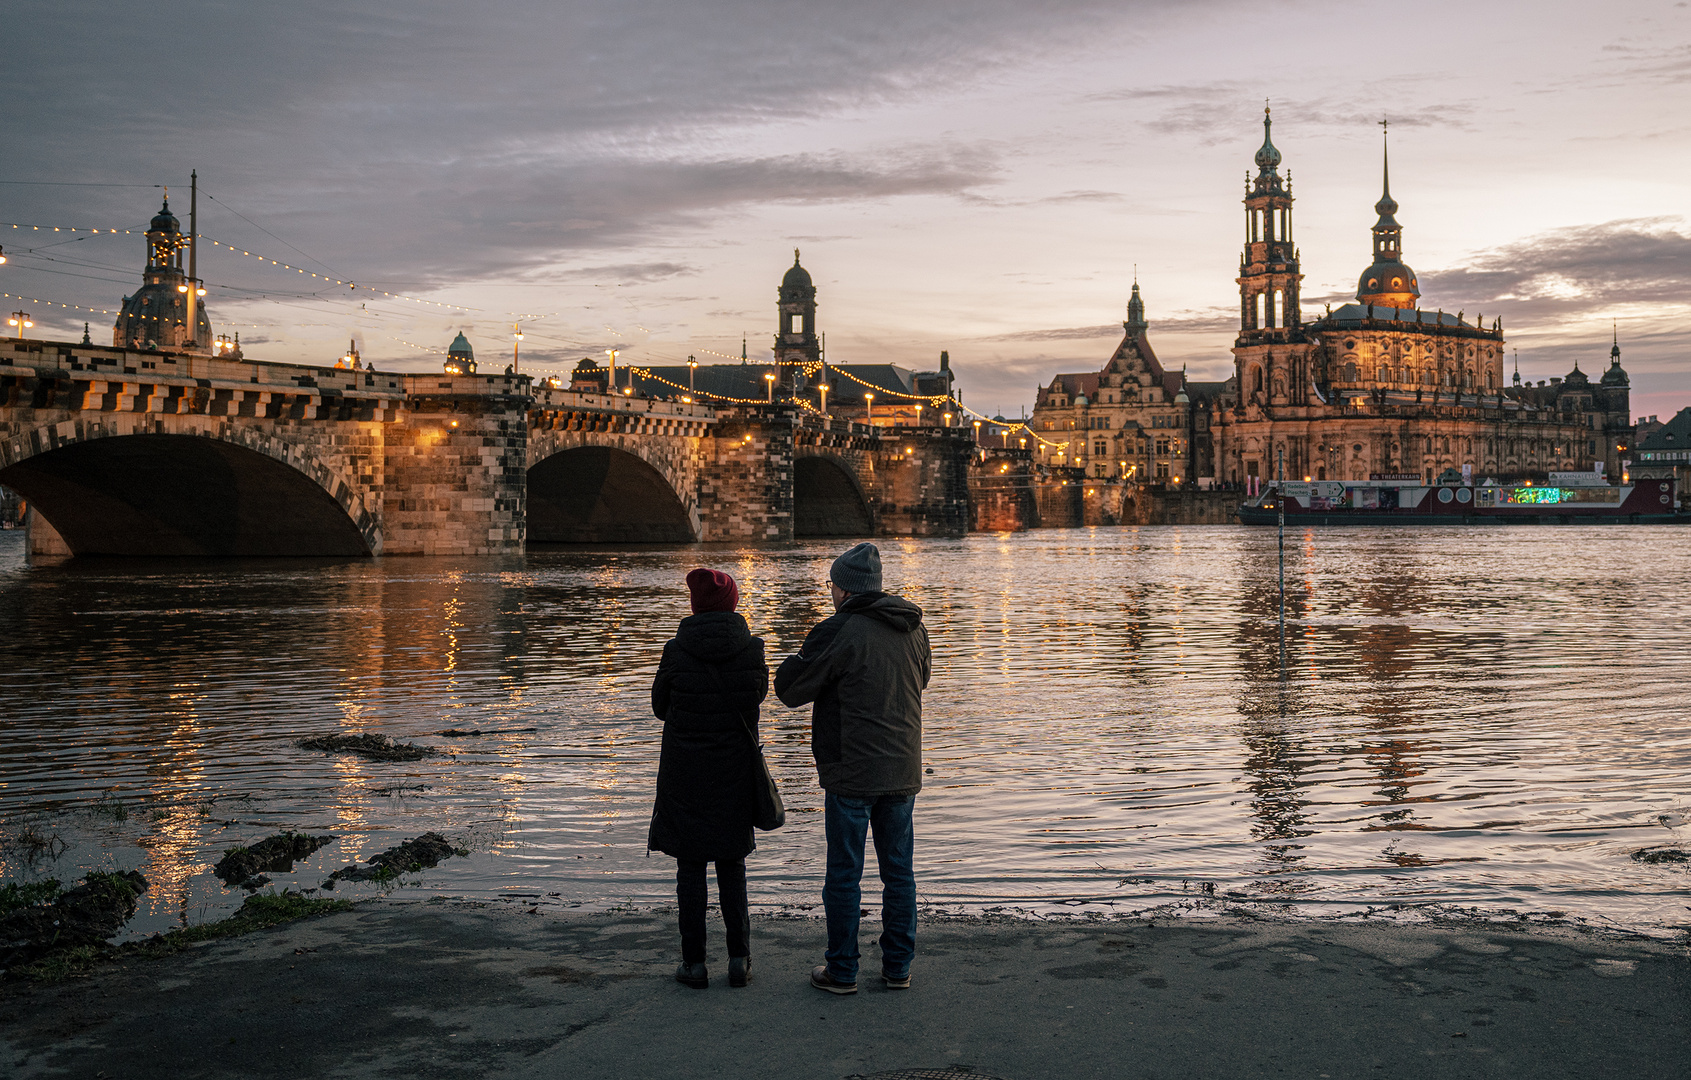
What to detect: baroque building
<box><xmin>1027</xmin><ymin>280</ymin><xmax>1235</xmax><ymax>481</ymax></box>
<box><xmin>1216</xmin><ymin>110</ymin><xmax>1632</xmax><ymax>487</ymax></box>
<box><xmin>113</xmin><ymin>198</ymin><xmax>212</xmax><ymax>352</ymax></box>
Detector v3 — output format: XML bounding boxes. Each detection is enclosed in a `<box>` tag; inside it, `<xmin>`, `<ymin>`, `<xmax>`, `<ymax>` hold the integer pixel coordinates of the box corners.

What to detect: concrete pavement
<box><xmin>1</xmin><ymin>902</ymin><xmax>1685</xmax><ymax>1079</ymax></box>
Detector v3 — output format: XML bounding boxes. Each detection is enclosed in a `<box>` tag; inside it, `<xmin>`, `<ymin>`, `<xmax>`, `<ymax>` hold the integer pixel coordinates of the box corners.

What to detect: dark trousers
<box><xmin>676</xmin><ymin>857</ymin><xmax>750</xmax><ymax>963</ymax></box>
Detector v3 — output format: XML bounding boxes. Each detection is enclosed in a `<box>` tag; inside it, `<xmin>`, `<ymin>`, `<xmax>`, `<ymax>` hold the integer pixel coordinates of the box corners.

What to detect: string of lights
<box><xmin>1</xmin><ymin>290</ymin><xmax>115</xmax><ymax>315</ymax></box>
<box><xmin>1</xmin><ymin>221</ymin><xmax>478</xmax><ymax>312</ymax></box>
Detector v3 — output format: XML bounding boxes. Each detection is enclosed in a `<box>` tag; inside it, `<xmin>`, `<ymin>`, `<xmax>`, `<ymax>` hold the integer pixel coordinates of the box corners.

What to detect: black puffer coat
<box><xmin>647</xmin><ymin>610</ymin><xmax>769</xmax><ymax>862</ymax></box>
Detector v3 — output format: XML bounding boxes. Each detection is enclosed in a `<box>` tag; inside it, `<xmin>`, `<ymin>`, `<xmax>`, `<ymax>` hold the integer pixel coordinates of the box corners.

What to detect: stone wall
<box><xmin>383</xmin><ymin>375</ymin><xmax>529</xmax><ymax>555</ymax></box>
<box><xmin>876</xmin><ymin>426</ymin><xmax>973</xmax><ymax>536</ymax></box>
<box><xmin>698</xmin><ymin>406</ymin><xmax>796</xmax><ymax>542</ymax></box>
<box><xmin>969</xmin><ymin>451</ymin><xmax>1037</xmax><ymax>531</ymax></box>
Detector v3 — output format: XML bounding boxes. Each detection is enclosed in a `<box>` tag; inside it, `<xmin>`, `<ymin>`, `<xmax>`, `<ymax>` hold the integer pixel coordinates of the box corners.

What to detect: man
<box><xmin>775</xmin><ymin>542</ymin><xmax>931</xmax><ymax>995</ymax></box>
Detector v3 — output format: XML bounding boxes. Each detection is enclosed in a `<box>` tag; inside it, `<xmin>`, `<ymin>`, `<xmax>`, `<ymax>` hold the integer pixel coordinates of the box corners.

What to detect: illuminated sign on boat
<box><xmin>1500</xmin><ymin>487</ymin><xmax>1622</xmax><ymax>505</ymax></box>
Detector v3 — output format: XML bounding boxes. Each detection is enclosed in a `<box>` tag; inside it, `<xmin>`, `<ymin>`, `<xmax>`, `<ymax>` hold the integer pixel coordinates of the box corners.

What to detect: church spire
<box><xmin>1125</xmin><ymin>273</ymin><xmax>1147</xmax><ymax>334</ymax></box>
<box><xmin>1355</xmin><ymin>118</ymin><xmax>1420</xmax><ymax>310</ymax></box>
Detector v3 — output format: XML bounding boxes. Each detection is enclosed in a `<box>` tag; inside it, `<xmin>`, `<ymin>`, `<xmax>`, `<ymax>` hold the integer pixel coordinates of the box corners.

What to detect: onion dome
<box><xmin>447</xmin><ymin>331</ymin><xmax>473</xmax><ymax>360</ymax></box>
<box><xmin>1254</xmin><ymin>107</ymin><xmax>1281</xmax><ymax>172</ymax></box>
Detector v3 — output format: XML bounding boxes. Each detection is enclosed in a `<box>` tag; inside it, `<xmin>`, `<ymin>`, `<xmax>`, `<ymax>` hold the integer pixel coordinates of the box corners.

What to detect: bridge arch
<box><xmin>526</xmin><ymin>436</ymin><xmax>699</xmax><ymax>543</ymax></box>
<box><xmin>793</xmin><ymin>451</ymin><xmax>873</xmax><ymax>538</ymax></box>
<box><xmin>0</xmin><ymin>420</ymin><xmax>377</xmax><ymax>556</ymax></box>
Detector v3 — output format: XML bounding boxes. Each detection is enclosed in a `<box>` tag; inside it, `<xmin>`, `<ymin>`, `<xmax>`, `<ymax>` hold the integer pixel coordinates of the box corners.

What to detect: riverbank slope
<box><xmin>2</xmin><ymin>903</ymin><xmax>1685</xmax><ymax>1079</ymax></box>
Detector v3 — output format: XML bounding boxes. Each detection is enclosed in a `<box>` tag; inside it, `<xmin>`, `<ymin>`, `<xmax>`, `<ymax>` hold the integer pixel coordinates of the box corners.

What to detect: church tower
<box><xmin>1236</xmin><ymin>107</ymin><xmax>1303</xmax><ymax>342</ymax></box>
<box><xmin>1355</xmin><ymin>123</ymin><xmax>1420</xmax><ymax>310</ymax></box>
<box><xmin>773</xmin><ymin>249</ymin><xmax>819</xmax><ymax>390</ymax></box>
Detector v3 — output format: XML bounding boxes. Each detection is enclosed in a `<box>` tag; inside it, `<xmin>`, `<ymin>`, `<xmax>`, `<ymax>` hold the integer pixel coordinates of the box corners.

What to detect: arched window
<box><xmin>1344</xmin><ymin>362</ymin><xmax>1358</xmax><ymax>382</ymax></box>
<box><xmin>1442</xmin><ymin>436</ymin><xmax>1450</xmax><ymax>453</ymax></box>
<box><xmin>1250</xmin><ymin>365</ymin><xmax>1264</xmax><ymax>394</ymax></box>
<box><xmin>1254</xmin><ymin>292</ymin><xmax>1264</xmax><ymax>328</ymax></box>
<box><xmin>1378</xmin><ymin>365</ymin><xmax>1390</xmax><ymax>382</ymax></box>
<box><xmin>1424</xmin><ymin>367</ymin><xmax>1435</xmax><ymax>385</ymax></box>
<box><xmin>1425</xmin><ymin>437</ymin><xmax>1433</xmax><ymax>454</ymax></box>
<box><xmin>1271</xmin><ymin>289</ymin><xmax>1282</xmax><ymax>328</ymax></box>
<box><xmin>1485</xmin><ymin>372</ymin><xmax>1494</xmax><ymax>389</ymax></box>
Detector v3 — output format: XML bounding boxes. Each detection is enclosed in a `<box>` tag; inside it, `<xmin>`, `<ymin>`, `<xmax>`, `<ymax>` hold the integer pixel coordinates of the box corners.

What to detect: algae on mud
<box><xmin>214</xmin><ymin>832</ymin><xmax>337</xmax><ymax>890</ymax></box>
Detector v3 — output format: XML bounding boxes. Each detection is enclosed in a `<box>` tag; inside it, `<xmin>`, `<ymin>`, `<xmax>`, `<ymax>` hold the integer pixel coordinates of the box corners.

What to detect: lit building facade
<box><xmin>1027</xmin><ymin>282</ymin><xmax>1234</xmax><ymax>481</ymax></box>
<box><xmin>1215</xmin><ymin>110</ymin><xmax>1633</xmax><ymax>486</ymax></box>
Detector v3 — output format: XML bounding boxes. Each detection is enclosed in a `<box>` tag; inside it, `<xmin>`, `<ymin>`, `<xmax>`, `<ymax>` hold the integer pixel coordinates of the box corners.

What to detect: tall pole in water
<box><xmin>186</xmin><ymin>170</ymin><xmax>198</xmax><ymax>347</ymax></box>
<box><xmin>1277</xmin><ymin>445</ymin><xmax>1287</xmax><ymax>675</ymax></box>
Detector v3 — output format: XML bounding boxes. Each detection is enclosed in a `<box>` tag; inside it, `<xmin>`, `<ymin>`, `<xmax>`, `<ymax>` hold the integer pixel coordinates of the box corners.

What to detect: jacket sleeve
<box><xmin>774</xmin><ymin>618</ymin><xmax>849</xmax><ymax>707</ymax></box>
<box><xmin>651</xmin><ymin>641</ymin><xmax>677</xmax><ymax>720</ymax></box>
<box><xmin>915</xmin><ymin>624</ymin><xmax>933</xmax><ymax>691</ymax></box>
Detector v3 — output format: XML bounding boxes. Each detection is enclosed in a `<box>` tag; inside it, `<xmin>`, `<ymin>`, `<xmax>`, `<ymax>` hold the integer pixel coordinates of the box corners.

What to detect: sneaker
<box><xmin>810</xmin><ymin>964</ymin><xmax>858</xmax><ymax>995</ymax></box>
<box><xmin>729</xmin><ymin>955</ymin><xmax>752</xmax><ymax>988</ymax></box>
<box><xmin>675</xmin><ymin>961</ymin><xmax>708</xmax><ymax>990</ymax></box>
<box><xmin>882</xmin><ymin>970</ymin><xmax>911</xmax><ymax>990</ymax></box>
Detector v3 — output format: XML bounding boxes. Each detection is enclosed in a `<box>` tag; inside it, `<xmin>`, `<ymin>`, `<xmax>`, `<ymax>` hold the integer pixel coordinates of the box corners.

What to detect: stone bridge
<box><xmin>0</xmin><ymin>338</ymin><xmax>973</xmax><ymax>557</ymax></box>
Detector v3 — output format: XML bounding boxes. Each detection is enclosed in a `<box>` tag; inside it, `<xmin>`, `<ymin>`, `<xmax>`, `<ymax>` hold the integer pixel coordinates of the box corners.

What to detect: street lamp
<box><xmin>914</xmin><ymin>403</ymin><xmax>923</xmax><ymax>426</ymax></box>
<box><xmin>764</xmin><ymin>372</ymin><xmax>775</xmax><ymax>401</ymax></box>
<box><xmin>513</xmin><ymin>322</ymin><xmax>523</xmax><ymax>373</ymax></box>
<box><xmin>0</xmin><ymin>245</ymin><xmax>7</xmax><ymax>265</ymax></box>
<box><xmin>864</xmin><ymin>391</ymin><xmax>874</xmax><ymax>426</ymax></box>
<box><xmin>688</xmin><ymin>355</ymin><xmax>697</xmax><ymax>391</ymax></box>
<box><xmin>8</xmin><ymin>311</ymin><xmax>31</xmax><ymax>339</ymax></box>
<box><xmin>605</xmin><ymin>348</ymin><xmax>618</xmax><ymax>392</ymax></box>
<box><xmin>972</xmin><ymin>419</ymin><xmax>981</xmax><ymax>443</ymax></box>
<box><xmin>818</xmin><ymin>381</ymin><xmax>829</xmax><ymax>417</ymax></box>
<box><xmin>943</xmin><ymin>411</ymin><xmax>953</xmax><ymax>427</ymax></box>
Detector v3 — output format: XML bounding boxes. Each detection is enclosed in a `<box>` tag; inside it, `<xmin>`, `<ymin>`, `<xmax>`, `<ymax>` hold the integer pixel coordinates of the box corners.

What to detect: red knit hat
<box><xmin>686</xmin><ymin>568</ymin><xmax>739</xmax><ymax>614</ymax></box>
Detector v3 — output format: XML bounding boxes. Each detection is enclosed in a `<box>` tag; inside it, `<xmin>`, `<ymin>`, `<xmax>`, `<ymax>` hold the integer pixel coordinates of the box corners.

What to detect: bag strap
<box><xmin>703</xmin><ymin>664</ymin><xmax>761</xmax><ymax>748</ymax></box>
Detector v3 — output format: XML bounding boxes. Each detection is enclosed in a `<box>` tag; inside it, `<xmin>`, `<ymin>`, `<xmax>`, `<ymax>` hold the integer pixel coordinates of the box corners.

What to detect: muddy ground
<box><xmin>0</xmin><ymin>904</ymin><xmax>1685</xmax><ymax>1079</ymax></box>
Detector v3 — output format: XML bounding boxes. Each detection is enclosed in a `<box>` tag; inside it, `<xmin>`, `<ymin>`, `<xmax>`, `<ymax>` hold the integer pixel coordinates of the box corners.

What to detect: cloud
<box><xmin>1421</xmin><ymin>217</ymin><xmax>1691</xmax><ymax>322</ymax></box>
<box><xmin>1088</xmin><ymin>81</ymin><xmax>1476</xmax><ymax>147</ymax></box>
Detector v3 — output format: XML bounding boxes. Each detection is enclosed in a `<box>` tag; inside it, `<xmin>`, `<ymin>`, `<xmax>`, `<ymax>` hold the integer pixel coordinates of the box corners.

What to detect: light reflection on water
<box><xmin>0</xmin><ymin>525</ymin><xmax>1688</xmax><ymax>938</ymax></box>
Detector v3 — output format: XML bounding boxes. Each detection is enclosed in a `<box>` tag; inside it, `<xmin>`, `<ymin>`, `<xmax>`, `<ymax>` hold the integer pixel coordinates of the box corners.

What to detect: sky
<box><xmin>3</xmin><ymin>0</ymin><xmax>1689</xmax><ymax>420</ymax></box>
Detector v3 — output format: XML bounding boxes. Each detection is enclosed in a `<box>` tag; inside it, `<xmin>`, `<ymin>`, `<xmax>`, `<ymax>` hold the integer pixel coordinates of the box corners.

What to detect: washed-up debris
<box><xmin>0</xmin><ymin>870</ymin><xmax>148</xmax><ymax>970</ymax></box>
<box><xmin>214</xmin><ymin>833</ymin><xmax>337</xmax><ymax>889</ymax></box>
<box><xmin>298</xmin><ymin>733</ymin><xmax>436</xmax><ymax>761</ymax></box>
<box><xmin>432</xmin><ymin>727</ymin><xmax>537</xmax><ymax>737</ymax></box>
<box><xmin>324</xmin><ymin>832</ymin><xmax>469</xmax><ymax>886</ymax></box>
<box><xmin>1630</xmin><ymin>846</ymin><xmax>1688</xmax><ymax>864</ymax></box>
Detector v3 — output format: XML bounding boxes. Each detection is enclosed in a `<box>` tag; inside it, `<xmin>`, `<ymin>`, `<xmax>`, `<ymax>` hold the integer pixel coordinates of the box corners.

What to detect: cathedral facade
<box><xmin>1215</xmin><ymin>110</ymin><xmax>1632</xmax><ymax>487</ymax></box>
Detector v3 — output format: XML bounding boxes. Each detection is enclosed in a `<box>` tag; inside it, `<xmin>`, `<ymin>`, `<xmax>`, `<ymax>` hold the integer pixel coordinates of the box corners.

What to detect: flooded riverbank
<box><xmin>1</xmin><ymin>526</ymin><xmax>1687</xmax><ymax>939</ymax></box>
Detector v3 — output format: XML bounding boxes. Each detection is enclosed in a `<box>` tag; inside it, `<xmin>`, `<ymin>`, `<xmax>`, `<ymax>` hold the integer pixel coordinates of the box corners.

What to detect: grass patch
<box><xmin>0</xmin><ymin>879</ymin><xmax>61</xmax><ymax>915</ymax></box>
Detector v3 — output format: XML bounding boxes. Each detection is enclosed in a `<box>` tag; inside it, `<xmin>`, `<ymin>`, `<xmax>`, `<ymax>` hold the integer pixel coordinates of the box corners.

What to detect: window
<box><xmin>1094</xmin><ymin>441</ymin><xmax>1107</xmax><ymax>456</ymax></box>
<box><xmin>1378</xmin><ymin>365</ymin><xmax>1389</xmax><ymax>382</ymax></box>
<box><xmin>1156</xmin><ymin>462</ymin><xmax>1170</xmax><ymax>479</ymax></box>
<box><xmin>1344</xmin><ymin>363</ymin><xmax>1358</xmax><ymax>382</ymax></box>
<box><xmin>1254</xmin><ymin>292</ymin><xmax>1264</xmax><ymax>327</ymax></box>
<box><xmin>1156</xmin><ymin>438</ymin><xmax>1171</xmax><ymax>454</ymax></box>
<box><xmin>790</xmin><ymin>314</ymin><xmax>803</xmax><ymax>334</ymax></box>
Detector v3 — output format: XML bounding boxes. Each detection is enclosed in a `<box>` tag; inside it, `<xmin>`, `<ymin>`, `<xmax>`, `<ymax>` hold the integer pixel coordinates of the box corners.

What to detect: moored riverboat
<box><xmin>1238</xmin><ymin>473</ymin><xmax>1683</xmax><ymax>525</ymax></box>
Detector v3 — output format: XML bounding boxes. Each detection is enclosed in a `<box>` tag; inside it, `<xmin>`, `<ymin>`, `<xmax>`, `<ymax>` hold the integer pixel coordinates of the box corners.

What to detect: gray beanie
<box><xmin>830</xmin><ymin>542</ymin><xmax>882</xmax><ymax>594</ymax></box>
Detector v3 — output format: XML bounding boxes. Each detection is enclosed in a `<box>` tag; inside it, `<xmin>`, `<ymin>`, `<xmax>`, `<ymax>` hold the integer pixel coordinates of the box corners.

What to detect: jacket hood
<box><xmin>841</xmin><ymin>592</ymin><xmax>924</xmax><ymax>633</ymax></box>
<box><xmin>674</xmin><ymin>610</ymin><xmax>753</xmax><ymax>661</ymax></box>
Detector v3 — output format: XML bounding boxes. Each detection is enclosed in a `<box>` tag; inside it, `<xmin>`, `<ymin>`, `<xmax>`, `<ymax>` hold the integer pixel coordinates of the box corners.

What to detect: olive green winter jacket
<box><xmin>774</xmin><ymin>592</ymin><xmax>931</xmax><ymax>797</ymax></box>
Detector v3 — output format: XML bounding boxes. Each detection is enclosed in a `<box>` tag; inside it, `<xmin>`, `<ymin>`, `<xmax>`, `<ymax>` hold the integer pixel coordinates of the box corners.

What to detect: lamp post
<box><xmin>687</xmin><ymin>355</ymin><xmax>697</xmax><ymax>391</ymax></box>
<box><xmin>764</xmin><ymin>372</ymin><xmax>775</xmax><ymax>402</ymax></box>
<box><xmin>604</xmin><ymin>348</ymin><xmax>618</xmax><ymax>394</ymax></box>
<box><xmin>943</xmin><ymin>410</ymin><xmax>953</xmax><ymax>428</ymax></box>
<box><xmin>914</xmin><ymin>403</ymin><xmax>923</xmax><ymax>426</ymax></box>
<box><xmin>818</xmin><ymin>381</ymin><xmax>829</xmax><ymax>417</ymax></box>
<box><xmin>513</xmin><ymin>322</ymin><xmax>523</xmax><ymax>373</ymax></box>
<box><xmin>864</xmin><ymin>391</ymin><xmax>874</xmax><ymax>426</ymax></box>
<box><xmin>8</xmin><ymin>312</ymin><xmax>31</xmax><ymax>339</ymax></box>
<box><xmin>972</xmin><ymin>419</ymin><xmax>981</xmax><ymax>444</ymax></box>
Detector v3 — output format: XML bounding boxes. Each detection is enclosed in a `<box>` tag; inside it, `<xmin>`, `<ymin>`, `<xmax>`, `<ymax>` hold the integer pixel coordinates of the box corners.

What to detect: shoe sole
<box><xmin>810</xmin><ymin>974</ymin><xmax>858</xmax><ymax>995</ymax></box>
<box><xmin>883</xmin><ymin>976</ymin><xmax>911</xmax><ymax>989</ymax></box>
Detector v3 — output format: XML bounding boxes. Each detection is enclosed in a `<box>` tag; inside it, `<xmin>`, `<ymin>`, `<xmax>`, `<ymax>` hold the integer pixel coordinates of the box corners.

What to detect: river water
<box><xmin>1</xmin><ymin>526</ymin><xmax>1688</xmax><ymax>939</ymax></box>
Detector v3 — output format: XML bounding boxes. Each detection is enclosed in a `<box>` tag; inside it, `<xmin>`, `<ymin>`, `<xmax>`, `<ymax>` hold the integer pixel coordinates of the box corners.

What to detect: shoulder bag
<box><xmin>708</xmin><ymin>666</ymin><xmax>785</xmax><ymax>832</ymax></box>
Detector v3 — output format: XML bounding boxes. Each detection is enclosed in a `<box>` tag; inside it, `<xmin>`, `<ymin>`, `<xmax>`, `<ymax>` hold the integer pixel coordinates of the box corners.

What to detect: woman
<box><xmin>649</xmin><ymin>567</ymin><xmax>768</xmax><ymax>989</ymax></box>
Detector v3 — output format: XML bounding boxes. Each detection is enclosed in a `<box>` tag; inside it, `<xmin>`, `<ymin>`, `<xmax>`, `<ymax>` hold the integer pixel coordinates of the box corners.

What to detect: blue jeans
<box><xmin>823</xmin><ymin>792</ymin><xmax>916</xmax><ymax>983</ymax></box>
